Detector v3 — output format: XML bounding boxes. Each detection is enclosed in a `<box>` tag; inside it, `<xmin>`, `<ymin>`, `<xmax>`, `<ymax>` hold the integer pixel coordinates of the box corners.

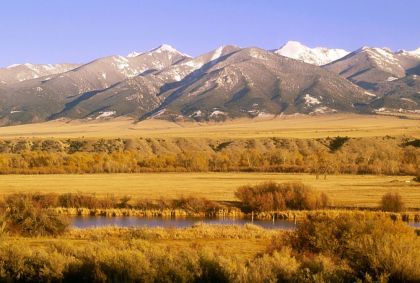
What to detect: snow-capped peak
<box><xmin>407</xmin><ymin>47</ymin><xmax>420</xmax><ymax>57</ymax></box>
<box><xmin>278</xmin><ymin>41</ymin><xmax>306</xmax><ymax>53</ymax></box>
<box><xmin>355</xmin><ymin>46</ymin><xmax>401</xmax><ymax>66</ymax></box>
<box><xmin>274</xmin><ymin>41</ymin><xmax>349</xmax><ymax>66</ymax></box>
<box><xmin>356</xmin><ymin>46</ymin><xmax>392</xmax><ymax>54</ymax></box>
<box><xmin>156</xmin><ymin>44</ymin><xmax>178</xmax><ymax>53</ymax></box>
<box><xmin>6</xmin><ymin>63</ymin><xmax>22</xmax><ymax>69</ymax></box>
<box><xmin>396</xmin><ymin>47</ymin><xmax>420</xmax><ymax>58</ymax></box>
<box><xmin>5</xmin><ymin>63</ymin><xmax>36</xmax><ymax>69</ymax></box>
<box><xmin>151</xmin><ymin>44</ymin><xmax>190</xmax><ymax>57</ymax></box>
<box><xmin>127</xmin><ymin>51</ymin><xmax>143</xmax><ymax>58</ymax></box>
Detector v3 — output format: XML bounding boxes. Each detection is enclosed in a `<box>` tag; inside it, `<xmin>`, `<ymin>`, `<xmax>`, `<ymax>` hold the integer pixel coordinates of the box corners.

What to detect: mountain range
<box><xmin>0</xmin><ymin>42</ymin><xmax>418</xmax><ymax>125</ymax></box>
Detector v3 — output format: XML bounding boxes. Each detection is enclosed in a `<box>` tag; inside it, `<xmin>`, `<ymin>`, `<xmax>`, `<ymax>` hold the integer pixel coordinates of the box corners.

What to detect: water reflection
<box><xmin>72</xmin><ymin>216</ymin><xmax>297</xmax><ymax>230</ymax></box>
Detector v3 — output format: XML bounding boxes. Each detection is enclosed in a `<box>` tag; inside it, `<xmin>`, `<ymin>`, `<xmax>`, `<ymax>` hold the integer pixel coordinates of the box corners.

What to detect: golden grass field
<box><xmin>20</xmin><ymin>237</ymin><xmax>267</xmax><ymax>261</ymax></box>
<box><xmin>0</xmin><ymin>114</ymin><xmax>418</xmax><ymax>210</ymax></box>
<box><xmin>10</xmin><ymin>224</ymin><xmax>276</xmax><ymax>263</ymax></box>
<box><xmin>1</xmin><ymin>173</ymin><xmax>419</xmax><ymax>208</ymax></box>
<box><xmin>0</xmin><ymin>114</ymin><xmax>418</xmax><ymax>139</ymax></box>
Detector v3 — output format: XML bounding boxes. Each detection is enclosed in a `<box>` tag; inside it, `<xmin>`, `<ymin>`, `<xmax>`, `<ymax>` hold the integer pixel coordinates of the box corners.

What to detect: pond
<box><xmin>71</xmin><ymin>216</ymin><xmax>420</xmax><ymax>230</ymax></box>
<box><xmin>410</xmin><ymin>221</ymin><xmax>420</xmax><ymax>228</ymax></box>
<box><xmin>71</xmin><ymin>216</ymin><xmax>297</xmax><ymax>230</ymax></box>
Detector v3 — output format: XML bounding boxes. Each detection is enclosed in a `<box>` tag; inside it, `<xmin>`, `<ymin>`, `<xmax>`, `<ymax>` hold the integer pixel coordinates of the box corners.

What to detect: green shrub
<box><xmin>235</xmin><ymin>182</ymin><xmax>329</xmax><ymax>212</ymax></box>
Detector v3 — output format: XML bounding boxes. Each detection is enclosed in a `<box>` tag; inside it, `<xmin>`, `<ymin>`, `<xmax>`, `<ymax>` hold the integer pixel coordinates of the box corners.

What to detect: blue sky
<box><xmin>0</xmin><ymin>0</ymin><xmax>419</xmax><ymax>66</ymax></box>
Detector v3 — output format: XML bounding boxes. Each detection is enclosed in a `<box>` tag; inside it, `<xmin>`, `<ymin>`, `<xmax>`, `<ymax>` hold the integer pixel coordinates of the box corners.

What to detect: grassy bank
<box><xmin>55</xmin><ymin>207</ymin><xmax>420</xmax><ymax>223</ymax></box>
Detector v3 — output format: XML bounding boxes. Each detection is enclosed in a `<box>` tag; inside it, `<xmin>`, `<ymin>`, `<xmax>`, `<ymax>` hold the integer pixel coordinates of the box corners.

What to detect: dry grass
<box><xmin>0</xmin><ymin>173</ymin><xmax>418</xmax><ymax>208</ymax></box>
<box><xmin>0</xmin><ymin>114</ymin><xmax>418</xmax><ymax>139</ymax></box>
<box><xmin>22</xmin><ymin>237</ymin><xmax>267</xmax><ymax>260</ymax></box>
<box><xmin>16</xmin><ymin>224</ymin><xmax>273</xmax><ymax>261</ymax></box>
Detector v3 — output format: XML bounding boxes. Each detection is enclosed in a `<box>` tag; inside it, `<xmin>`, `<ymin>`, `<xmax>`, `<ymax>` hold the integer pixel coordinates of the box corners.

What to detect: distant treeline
<box><xmin>0</xmin><ymin>136</ymin><xmax>418</xmax><ymax>175</ymax></box>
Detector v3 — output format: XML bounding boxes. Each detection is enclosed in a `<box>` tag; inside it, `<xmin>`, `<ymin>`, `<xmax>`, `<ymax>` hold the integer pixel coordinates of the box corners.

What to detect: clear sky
<box><xmin>1</xmin><ymin>0</ymin><xmax>419</xmax><ymax>67</ymax></box>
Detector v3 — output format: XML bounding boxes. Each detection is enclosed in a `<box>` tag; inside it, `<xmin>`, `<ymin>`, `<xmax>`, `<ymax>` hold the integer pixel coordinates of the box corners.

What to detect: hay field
<box><xmin>0</xmin><ymin>114</ymin><xmax>418</xmax><ymax>139</ymax></box>
<box><xmin>0</xmin><ymin>173</ymin><xmax>418</xmax><ymax>208</ymax></box>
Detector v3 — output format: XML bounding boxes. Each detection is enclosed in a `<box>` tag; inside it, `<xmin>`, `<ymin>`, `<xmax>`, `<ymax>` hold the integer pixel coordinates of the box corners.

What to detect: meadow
<box><xmin>1</xmin><ymin>173</ymin><xmax>419</xmax><ymax>208</ymax></box>
<box><xmin>0</xmin><ymin>114</ymin><xmax>418</xmax><ymax>139</ymax></box>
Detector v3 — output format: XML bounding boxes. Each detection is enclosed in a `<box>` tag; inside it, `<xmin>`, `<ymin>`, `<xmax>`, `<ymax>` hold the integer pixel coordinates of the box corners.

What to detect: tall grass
<box><xmin>0</xmin><ymin>214</ymin><xmax>418</xmax><ymax>282</ymax></box>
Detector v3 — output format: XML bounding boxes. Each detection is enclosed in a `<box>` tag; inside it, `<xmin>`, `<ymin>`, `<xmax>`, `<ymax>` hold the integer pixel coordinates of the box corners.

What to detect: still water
<box><xmin>72</xmin><ymin>216</ymin><xmax>297</xmax><ymax>230</ymax></box>
<box><xmin>410</xmin><ymin>221</ymin><xmax>420</xmax><ymax>228</ymax></box>
<box><xmin>72</xmin><ymin>216</ymin><xmax>420</xmax><ymax>230</ymax></box>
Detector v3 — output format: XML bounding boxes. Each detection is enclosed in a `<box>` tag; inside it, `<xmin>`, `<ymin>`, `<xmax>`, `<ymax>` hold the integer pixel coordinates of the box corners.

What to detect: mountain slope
<box><xmin>142</xmin><ymin>47</ymin><xmax>372</xmax><ymax>120</ymax></box>
<box><xmin>44</xmin><ymin>46</ymin><xmax>243</xmax><ymax>120</ymax></box>
<box><xmin>1</xmin><ymin>43</ymin><xmax>419</xmax><ymax>126</ymax></box>
<box><xmin>370</xmin><ymin>74</ymin><xmax>420</xmax><ymax>111</ymax></box>
<box><xmin>274</xmin><ymin>41</ymin><xmax>349</xmax><ymax>66</ymax></box>
<box><xmin>0</xmin><ymin>63</ymin><xmax>80</xmax><ymax>85</ymax></box>
<box><xmin>323</xmin><ymin>47</ymin><xmax>420</xmax><ymax>90</ymax></box>
<box><xmin>0</xmin><ymin>45</ymin><xmax>189</xmax><ymax>124</ymax></box>
<box><xmin>24</xmin><ymin>46</ymin><xmax>372</xmax><ymax>122</ymax></box>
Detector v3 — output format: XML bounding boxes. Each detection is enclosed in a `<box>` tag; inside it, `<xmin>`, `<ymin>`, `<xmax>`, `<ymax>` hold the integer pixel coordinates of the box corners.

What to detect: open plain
<box><xmin>0</xmin><ymin>114</ymin><xmax>418</xmax><ymax>139</ymax></box>
<box><xmin>1</xmin><ymin>173</ymin><xmax>419</xmax><ymax>208</ymax></box>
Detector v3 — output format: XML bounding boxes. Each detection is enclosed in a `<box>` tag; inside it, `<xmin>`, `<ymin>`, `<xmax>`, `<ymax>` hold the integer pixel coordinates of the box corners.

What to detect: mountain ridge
<box><xmin>0</xmin><ymin>42</ymin><xmax>418</xmax><ymax>126</ymax></box>
<box><xmin>274</xmin><ymin>41</ymin><xmax>349</xmax><ymax>66</ymax></box>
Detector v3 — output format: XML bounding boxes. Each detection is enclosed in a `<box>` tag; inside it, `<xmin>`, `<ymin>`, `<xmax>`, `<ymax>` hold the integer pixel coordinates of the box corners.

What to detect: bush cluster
<box><xmin>2</xmin><ymin>192</ymin><xmax>223</xmax><ymax>213</ymax></box>
<box><xmin>235</xmin><ymin>182</ymin><xmax>329</xmax><ymax>212</ymax></box>
<box><xmin>381</xmin><ymin>192</ymin><xmax>405</xmax><ymax>212</ymax></box>
<box><xmin>270</xmin><ymin>213</ymin><xmax>420</xmax><ymax>282</ymax></box>
<box><xmin>3</xmin><ymin>194</ymin><xmax>69</xmax><ymax>236</ymax></box>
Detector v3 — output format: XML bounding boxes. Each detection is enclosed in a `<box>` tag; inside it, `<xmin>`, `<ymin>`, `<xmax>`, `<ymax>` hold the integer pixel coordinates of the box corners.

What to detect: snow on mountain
<box><xmin>324</xmin><ymin>46</ymin><xmax>408</xmax><ymax>87</ymax></box>
<box><xmin>274</xmin><ymin>41</ymin><xmax>349</xmax><ymax>66</ymax></box>
<box><xmin>0</xmin><ymin>63</ymin><xmax>80</xmax><ymax>84</ymax></box>
<box><xmin>127</xmin><ymin>51</ymin><xmax>142</xmax><ymax>58</ymax></box>
<box><xmin>127</xmin><ymin>44</ymin><xmax>190</xmax><ymax>58</ymax></box>
<box><xmin>154</xmin><ymin>45</ymin><xmax>240</xmax><ymax>83</ymax></box>
<box><xmin>151</xmin><ymin>44</ymin><xmax>191</xmax><ymax>58</ymax></box>
<box><xmin>396</xmin><ymin>48</ymin><xmax>420</xmax><ymax>58</ymax></box>
<box><xmin>355</xmin><ymin>47</ymin><xmax>402</xmax><ymax>70</ymax></box>
<box><xmin>6</xmin><ymin>64</ymin><xmax>22</xmax><ymax>69</ymax></box>
<box><xmin>1</xmin><ymin>42</ymin><xmax>418</xmax><ymax>125</ymax></box>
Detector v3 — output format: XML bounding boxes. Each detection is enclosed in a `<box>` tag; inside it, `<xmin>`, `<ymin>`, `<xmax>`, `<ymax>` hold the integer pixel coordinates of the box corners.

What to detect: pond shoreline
<box><xmin>71</xmin><ymin>215</ymin><xmax>298</xmax><ymax>230</ymax></box>
<box><xmin>54</xmin><ymin>207</ymin><xmax>420</xmax><ymax>222</ymax></box>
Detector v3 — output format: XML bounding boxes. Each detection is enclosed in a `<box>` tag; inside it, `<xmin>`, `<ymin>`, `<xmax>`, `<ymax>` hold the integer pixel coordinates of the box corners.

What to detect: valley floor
<box><xmin>1</xmin><ymin>172</ymin><xmax>419</xmax><ymax>208</ymax></box>
<box><xmin>0</xmin><ymin>113</ymin><xmax>418</xmax><ymax>139</ymax></box>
